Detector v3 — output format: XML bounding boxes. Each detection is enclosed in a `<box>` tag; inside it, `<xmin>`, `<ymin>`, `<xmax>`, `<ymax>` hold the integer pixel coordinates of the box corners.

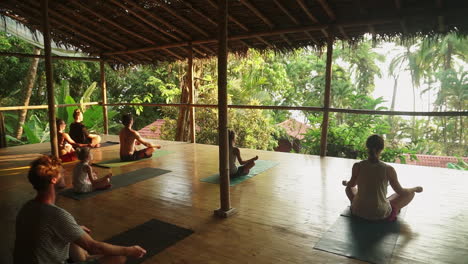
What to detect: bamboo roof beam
<box><xmin>70</xmin><ymin>1</ymin><xmax>155</xmax><ymax>46</ymax></box>
<box><xmin>317</xmin><ymin>0</ymin><xmax>336</xmax><ymax>21</ymax></box>
<box><xmin>339</xmin><ymin>26</ymin><xmax>349</xmax><ymax>40</ymax></box>
<box><xmin>9</xmin><ymin>3</ymin><xmax>113</xmax><ymax>52</ymax></box>
<box><xmin>124</xmin><ymin>0</ymin><xmax>190</xmax><ymax>40</ymax></box>
<box><xmin>436</xmin><ymin>0</ymin><xmax>445</xmax><ymax>32</ymax></box>
<box><xmin>102</xmin><ymin>2</ymin><xmax>184</xmax><ymax>60</ymax></box>
<box><xmin>239</xmin><ymin>0</ymin><xmax>292</xmax><ymax>48</ymax></box>
<box><xmin>296</xmin><ymin>0</ymin><xmax>329</xmax><ymax>38</ymax></box>
<box><xmin>107</xmin><ymin>0</ymin><xmax>179</xmax><ymax>42</ymax></box>
<box><xmin>151</xmin><ymin>0</ymin><xmax>211</xmax><ymax>38</ymax></box>
<box><xmin>182</xmin><ymin>1</ymin><xmax>217</xmax><ymax>27</ymax></box>
<box><xmin>54</xmin><ymin>3</ymin><xmax>153</xmax><ymax>63</ymax></box>
<box><xmin>205</xmin><ymin>0</ymin><xmax>274</xmax><ymax>48</ymax></box>
<box><xmin>273</xmin><ymin>0</ymin><xmax>319</xmax><ymax>45</ymax></box>
<box><xmin>71</xmin><ymin>1</ymin><xmax>181</xmax><ymax>61</ymax></box>
<box><xmin>394</xmin><ymin>1</ymin><xmax>408</xmax><ymax>34</ymax></box>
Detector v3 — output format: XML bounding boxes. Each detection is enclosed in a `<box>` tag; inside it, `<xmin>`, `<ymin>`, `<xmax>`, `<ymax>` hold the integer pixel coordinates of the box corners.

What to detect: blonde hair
<box><xmin>28</xmin><ymin>155</ymin><xmax>62</xmax><ymax>191</ymax></box>
<box><xmin>76</xmin><ymin>147</ymin><xmax>91</xmax><ymax>161</ymax></box>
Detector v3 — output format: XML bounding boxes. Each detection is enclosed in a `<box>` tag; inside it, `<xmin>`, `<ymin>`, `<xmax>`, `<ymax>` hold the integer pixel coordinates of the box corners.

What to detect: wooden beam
<box><xmin>152</xmin><ymin>0</ymin><xmax>210</xmax><ymax>38</ymax></box>
<box><xmin>107</xmin><ymin>0</ymin><xmax>178</xmax><ymax>42</ymax></box>
<box><xmin>296</xmin><ymin>0</ymin><xmax>329</xmax><ymax>38</ymax></box>
<box><xmin>103</xmin><ymin>24</ymin><xmax>327</xmax><ymax>55</ymax></box>
<box><xmin>317</xmin><ymin>0</ymin><xmax>336</xmax><ymax>21</ymax></box>
<box><xmin>274</xmin><ymin>0</ymin><xmax>299</xmax><ymax>25</ymax></box>
<box><xmin>70</xmin><ymin>1</ymin><xmax>155</xmax><ymax>45</ymax></box>
<box><xmin>339</xmin><ymin>26</ymin><xmax>349</xmax><ymax>40</ymax></box>
<box><xmin>296</xmin><ymin>0</ymin><xmax>319</xmax><ymax>23</ymax></box>
<box><xmin>239</xmin><ymin>0</ymin><xmax>275</xmax><ymax>28</ymax></box>
<box><xmin>205</xmin><ymin>0</ymin><xmax>249</xmax><ymax>32</ymax></box>
<box><xmin>320</xmin><ymin>37</ymin><xmax>333</xmax><ymax>157</ymax></box>
<box><xmin>0</xmin><ymin>112</ymin><xmax>6</xmax><ymax>148</ymax></box>
<box><xmin>100</xmin><ymin>60</ymin><xmax>108</xmax><ymax>135</ymax></box>
<box><xmin>41</xmin><ymin>0</ymin><xmax>58</xmax><ymax>158</ymax></box>
<box><xmin>0</xmin><ymin>51</ymin><xmax>100</xmax><ymax>61</ymax></box>
<box><xmin>214</xmin><ymin>0</ymin><xmax>236</xmax><ymax>218</ymax></box>
<box><xmin>182</xmin><ymin>1</ymin><xmax>217</xmax><ymax>26</ymax></box>
<box><xmin>188</xmin><ymin>44</ymin><xmax>195</xmax><ymax>143</ymax></box>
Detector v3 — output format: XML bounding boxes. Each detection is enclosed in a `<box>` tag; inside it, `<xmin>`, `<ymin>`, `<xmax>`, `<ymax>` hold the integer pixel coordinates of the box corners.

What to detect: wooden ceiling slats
<box><xmin>0</xmin><ymin>0</ymin><xmax>466</xmax><ymax>64</ymax></box>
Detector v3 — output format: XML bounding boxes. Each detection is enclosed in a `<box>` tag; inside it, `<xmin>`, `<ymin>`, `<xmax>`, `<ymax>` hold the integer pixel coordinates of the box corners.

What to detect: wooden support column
<box><xmin>188</xmin><ymin>43</ymin><xmax>196</xmax><ymax>143</ymax></box>
<box><xmin>320</xmin><ymin>37</ymin><xmax>334</xmax><ymax>157</ymax></box>
<box><xmin>214</xmin><ymin>0</ymin><xmax>236</xmax><ymax>218</ymax></box>
<box><xmin>100</xmin><ymin>60</ymin><xmax>109</xmax><ymax>135</ymax></box>
<box><xmin>41</xmin><ymin>0</ymin><xmax>58</xmax><ymax>157</ymax></box>
<box><xmin>0</xmin><ymin>112</ymin><xmax>6</xmax><ymax>148</ymax></box>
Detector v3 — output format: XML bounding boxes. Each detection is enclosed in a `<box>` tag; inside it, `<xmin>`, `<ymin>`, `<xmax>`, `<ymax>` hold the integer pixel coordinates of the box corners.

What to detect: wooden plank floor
<box><xmin>1</xmin><ymin>135</ymin><xmax>467</xmax><ymax>264</ymax></box>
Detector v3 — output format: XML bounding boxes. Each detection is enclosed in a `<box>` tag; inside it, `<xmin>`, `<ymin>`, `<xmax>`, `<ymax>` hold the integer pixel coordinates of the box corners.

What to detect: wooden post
<box><xmin>0</xmin><ymin>112</ymin><xmax>6</xmax><ymax>148</ymax></box>
<box><xmin>100</xmin><ymin>60</ymin><xmax>109</xmax><ymax>135</ymax></box>
<box><xmin>214</xmin><ymin>0</ymin><xmax>236</xmax><ymax>218</ymax></box>
<box><xmin>41</xmin><ymin>0</ymin><xmax>58</xmax><ymax>157</ymax></box>
<box><xmin>320</xmin><ymin>37</ymin><xmax>333</xmax><ymax>157</ymax></box>
<box><xmin>188</xmin><ymin>43</ymin><xmax>196</xmax><ymax>143</ymax></box>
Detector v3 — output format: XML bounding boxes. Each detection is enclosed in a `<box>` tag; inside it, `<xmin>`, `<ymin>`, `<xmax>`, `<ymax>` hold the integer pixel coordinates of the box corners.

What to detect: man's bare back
<box><xmin>119</xmin><ymin>127</ymin><xmax>139</xmax><ymax>157</ymax></box>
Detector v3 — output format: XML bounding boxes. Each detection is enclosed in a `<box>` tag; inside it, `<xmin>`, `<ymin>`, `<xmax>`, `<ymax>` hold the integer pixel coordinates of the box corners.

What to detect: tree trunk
<box><xmin>175</xmin><ymin>74</ymin><xmax>190</xmax><ymax>141</ymax></box>
<box><xmin>15</xmin><ymin>47</ymin><xmax>41</xmax><ymax>139</ymax></box>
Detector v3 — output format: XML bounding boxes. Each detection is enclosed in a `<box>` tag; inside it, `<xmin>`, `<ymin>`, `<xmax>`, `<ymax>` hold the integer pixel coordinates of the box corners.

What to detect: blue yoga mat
<box><xmin>200</xmin><ymin>160</ymin><xmax>279</xmax><ymax>186</ymax></box>
<box><xmin>59</xmin><ymin>167</ymin><xmax>170</xmax><ymax>200</ymax></box>
<box><xmin>314</xmin><ymin>207</ymin><xmax>407</xmax><ymax>264</ymax></box>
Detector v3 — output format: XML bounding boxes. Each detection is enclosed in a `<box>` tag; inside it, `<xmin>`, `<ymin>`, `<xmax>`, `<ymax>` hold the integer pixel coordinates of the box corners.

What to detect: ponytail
<box><xmin>366</xmin><ymin>134</ymin><xmax>384</xmax><ymax>162</ymax></box>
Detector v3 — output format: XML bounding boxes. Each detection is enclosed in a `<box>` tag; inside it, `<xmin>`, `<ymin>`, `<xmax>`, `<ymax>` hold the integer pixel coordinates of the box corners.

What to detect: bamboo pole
<box><xmin>0</xmin><ymin>112</ymin><xmax>6</xmax><ymax>148</ymax></box>
<box><xmin>188</xmin><ymin>43</ymin><xmax>196</xmax><ymax>143</ymax></box>
<box><xmin>0</xmin><ymin>102</ymin><xmax>100</xmax><ymax>112</ymax></box>
<box><xmin>41</xmin><ymin>0</ymin><xmax>58</xmax><ymax>158</ymax></box>
<box><xmin>100</xmin><ymin>60</ymin><xmax>109</xmax><ymax>135</ymax></box>
<box><xmin>0</xmin><ymin>51</ymin><xmax>100</xmax><ymax>61</ymax></box>
<box><xmin>214</xmin><ymin>0</ymin><xmax>236</xmax><ymax>218</ymax></box>
<box><xmin>320</xmin><ymin>37</ymin><xmax>334</xmax><ymax>157</ymax></box>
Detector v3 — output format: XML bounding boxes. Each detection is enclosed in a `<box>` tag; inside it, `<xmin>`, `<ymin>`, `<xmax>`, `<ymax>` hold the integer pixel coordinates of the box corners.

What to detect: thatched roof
<box><xmin>1</xmin><ymin>0</ymin><xmax>467</xmax><ymax>65</ymax></box>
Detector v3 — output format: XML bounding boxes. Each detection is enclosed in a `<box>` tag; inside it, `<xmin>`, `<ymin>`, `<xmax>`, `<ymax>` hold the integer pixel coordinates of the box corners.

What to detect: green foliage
<box><xmin>22</xmin><ymin>114</ymin><xmax>49</xmax><ymax>144</ymax></box>
<box><xmin>447</xmin><ymin>157</ymin><xmax>468</xmax><ymax>170</ymax></box>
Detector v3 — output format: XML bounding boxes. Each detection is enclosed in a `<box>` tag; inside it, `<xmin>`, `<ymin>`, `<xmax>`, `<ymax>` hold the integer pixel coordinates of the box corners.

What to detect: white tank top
<box><xmin>228</xmin><ymin>145</ymin><xmax>238</xmax><ymax>175</ymax></box>
<box><xmin>351</xmin><ymin>160</ymin><xmax>392</xmax><ymax>220</ymax></box>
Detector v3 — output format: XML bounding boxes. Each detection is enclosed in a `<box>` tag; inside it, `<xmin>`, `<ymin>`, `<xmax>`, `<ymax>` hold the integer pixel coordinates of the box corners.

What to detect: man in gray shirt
<box><xmin>14</xmin><ymin>155</ymin><xmax>146</xmax><ymax>264</ymax></box>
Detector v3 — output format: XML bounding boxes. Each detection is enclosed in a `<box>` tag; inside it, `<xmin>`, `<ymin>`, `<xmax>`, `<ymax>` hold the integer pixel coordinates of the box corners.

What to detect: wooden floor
<box><xmin>1</xmin><ymin>135</ymin><xmax>467</xmax><ymax>264</ymax></box>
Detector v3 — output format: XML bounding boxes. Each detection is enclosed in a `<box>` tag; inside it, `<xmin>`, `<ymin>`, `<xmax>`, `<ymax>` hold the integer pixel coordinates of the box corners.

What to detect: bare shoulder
<box><xmin>233</xmin><ymin>147</ymin><xmax>240</xmax><ymax>155</ymax></box>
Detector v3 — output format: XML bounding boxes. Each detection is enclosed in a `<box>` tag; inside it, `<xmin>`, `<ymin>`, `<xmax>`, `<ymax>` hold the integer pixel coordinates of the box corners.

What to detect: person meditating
<box><xmin>14</xmin><ymin>155</ymin><xmax>146</xmax><ymax>264</ymax></box>
<box><xmin>69</xmin><ymin>109</ymin><xmax>101</xmax><ymax>148</ymax></box>
<box><xmin>56</xmin><ymin>118</ymin><xmax>92</xmax><ymax>162</ymax></box>
<box><xmin>342</xmin><ymin>134</ymin><xmax>423</xmax><ymax>221</ymax></box>
<box><xmin>119</xmin><ymin>113</ymin><xmax>160</xmax><ymax>162</ymax></box>
<box><xmin>228</xmin><ymin>130</ymin><xmax>258</xmax><ymax>178</ymax></box>
<box><xmin>73</xmin><ymin>147</ymin><xmax>112</xmax><ymax>193</ymax></box>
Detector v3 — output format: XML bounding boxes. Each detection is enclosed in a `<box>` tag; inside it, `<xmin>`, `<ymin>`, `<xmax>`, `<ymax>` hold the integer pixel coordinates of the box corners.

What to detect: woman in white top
<box><xmin>229</xmin><ymin>130</ymin><xmax>258</xmax><ymax>178</ymax></box>
<box><xmin>342</xmin><ymin>135</ymin><xmax>423</xmax><ymax>221</ymax></box>
<box><xmin>72</xmin><ymin>147</ymin><xmax>112</xmax><ymax>193</ymax></box>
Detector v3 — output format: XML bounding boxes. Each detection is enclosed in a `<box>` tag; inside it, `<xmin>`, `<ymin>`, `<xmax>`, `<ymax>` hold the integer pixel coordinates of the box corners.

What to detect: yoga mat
<box><xmin>59</xmin><ymin>168</ymin><xmax>170</xmax><ymax>200</ymax></box>
<box><xmin>200</xmin><ymin>160</ymin><xmax>279</xmax><ymax>186</ymax></box>
<box><xmin>314</xmin><ymin>207</ymin><xmax>406</xmax><ymax>264</ymax></box>
<box><xmin>100</xmin><ymin>141</ymin><xmax>120</xmax><ymax>147</ymax></box>
<box><xmin>105</xmin><ymin>219</ymin><xmax>193</xmax><ymax>264</ymax></box>
<box><xmin>92</xmin><ymin>150</ymin><xmax>173</xmax><ymax>168</ymax></box>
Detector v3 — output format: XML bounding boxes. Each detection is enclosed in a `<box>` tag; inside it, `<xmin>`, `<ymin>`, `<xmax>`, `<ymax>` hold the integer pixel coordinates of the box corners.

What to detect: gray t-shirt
<box><xmin>14</xmin><ymin>200</ymin><xmax>85</xmax><ymax>264</ymax></box>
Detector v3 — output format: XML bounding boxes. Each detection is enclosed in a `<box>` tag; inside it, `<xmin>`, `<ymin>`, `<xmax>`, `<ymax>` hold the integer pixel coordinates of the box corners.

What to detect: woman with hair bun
<box><xmin>342</xmin><ymin>134</ymin><xmax>423</xmax><ymax>221</ymax></box>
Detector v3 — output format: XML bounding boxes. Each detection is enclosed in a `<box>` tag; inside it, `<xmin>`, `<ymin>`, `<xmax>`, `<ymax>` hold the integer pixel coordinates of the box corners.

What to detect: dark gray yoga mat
<box><xmin>100</xmin><ymin>141</ymin><xmax>120</xmax><ymax>147</ymax></box>
<box><xmin>314</xmin><ymin>207</ymin><xmax>406</xmax><ymax>264</ymax></box>
<box><xmin>59</xmin><ymin>168</ymin><xmax>170</xmax><ymax>200</ymax></box>
<box><xmin>105</xmin><ymin>219</ymin><xmax>193</xmax><ymax>264</ymax></box>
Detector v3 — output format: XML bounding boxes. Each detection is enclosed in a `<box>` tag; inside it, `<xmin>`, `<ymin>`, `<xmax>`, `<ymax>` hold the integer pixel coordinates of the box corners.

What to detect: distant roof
<box><xmin>138</xmin><ymin>119</ymin><xmax>166</xmax><ymax>139</ymax></box>
<box><xmin>277</xmin><ymin>118</ymin><xmax>310</xmax><ymax>140</ymax></box>
<box><xmin>1</xmin><ymin>0</ymin><xmax>467</xmax><ymax>65</ymax></box>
